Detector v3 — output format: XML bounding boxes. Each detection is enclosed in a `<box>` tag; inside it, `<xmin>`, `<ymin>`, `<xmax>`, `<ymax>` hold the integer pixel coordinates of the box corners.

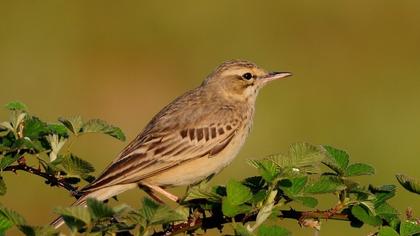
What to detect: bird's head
<box><xmin>202</xmin><ymin>60</ymin><xmax>291</xmax><ymax>102</ymax></box>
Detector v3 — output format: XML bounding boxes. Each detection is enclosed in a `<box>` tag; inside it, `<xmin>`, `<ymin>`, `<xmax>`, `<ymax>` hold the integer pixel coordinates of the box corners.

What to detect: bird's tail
<box><xmin>51</xmin><ymin>183</ymin><xmax>137</xmax><ymax>229</ymax></box>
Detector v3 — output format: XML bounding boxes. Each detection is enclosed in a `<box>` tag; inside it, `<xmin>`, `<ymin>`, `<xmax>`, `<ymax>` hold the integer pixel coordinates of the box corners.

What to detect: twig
<box><xmin>3</xmin><ymin>162</ymin><xmax>79</xmax><ymax>194</ymax></box>
<box><xmin>152</xmin><ymin>208</ymin><xmax>349</xmax><ymax>236</ymax></box>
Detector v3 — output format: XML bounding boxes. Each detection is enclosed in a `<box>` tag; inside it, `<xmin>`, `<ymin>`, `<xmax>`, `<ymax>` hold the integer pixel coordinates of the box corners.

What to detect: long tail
<box><xmin>51</xmin><ymin>183</ymin><xmax>137</xmax><ymax>229</ymax></box>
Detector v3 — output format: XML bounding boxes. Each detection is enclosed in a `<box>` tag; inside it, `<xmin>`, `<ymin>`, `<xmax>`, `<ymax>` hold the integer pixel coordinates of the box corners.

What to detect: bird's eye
<box><xmin>242</xmin><ymin>73</ymin><xmax>253</xmax><ymax>80</ymax></box>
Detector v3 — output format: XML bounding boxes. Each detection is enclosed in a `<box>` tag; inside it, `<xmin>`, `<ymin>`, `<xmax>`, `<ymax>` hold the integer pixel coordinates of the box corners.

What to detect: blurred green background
<box><xmin>1</xmin><ymin>1</ymin><xmax>420</xmax><ymax>235</ymax></box>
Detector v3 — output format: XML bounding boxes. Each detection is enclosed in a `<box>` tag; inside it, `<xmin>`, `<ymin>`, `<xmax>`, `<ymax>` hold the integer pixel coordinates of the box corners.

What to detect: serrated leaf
<box><xmin>351</xmin><ymin>205</ymin><xmax>382</xmax><ymax>226</ymax></box>
<box><xmin>345</xmin><ymin>163</ymin><xmax>375</xmax><ymax>176</ymax></box>
<box><xmin>87</xmin><ymin>198</ymin><xmax>115</xmax><ymax>220</ymax></box>
<box><xmin>0</xmin><ymin>206</ymin><xmax>26</xmax><ymax>233</ymax></box>
<box><xmin>58</xmin><ymin>116</ymin><xmax>83</xmax><ymax>135</ymax></box>
<box><xmin>183</xmin><ymin>181</ymin><xmax>222</xmax><ymax>202</ymax></box>
<box><xmin>294</xmin><ymin>197</ymin><xmax>318</xmax><ymax>208</ymax></box>
<box><xmin>304</xmin><ymin>176</ymin><xmax>345</xmax><ymax>194</ymax></box>
<box><xmin>222</xmin><ymin>199</ymin><xmax>252</xmax><ymax>218</ymax></box>
<box><xmin>226</xmin><ymin>179</ymin><xmax>252</xmax><ymax>205</ymax></box>
<box><xmin>258</xmin><ymin>225</ymin><xmax>290</xmax><ymax>236</ymax></box>
<box><xmin>243</xmin><ymin>176</ymin><xmax>266</xmax><ymax>194</ymax></box>
<box><xmin>0</xmin><ymin>154</ymin><xmax>17</xmax><ymax>170</ymax></box>
<box><xmin>60</xmin><ymin>154</ymin><xmax>94</xmax><ymax>180</ymax></box>
<box><xmin>22</xmin><ymin>116</ymin><xmax>49</xmax><ymax>140</ymax></box>
<box><xmin>400</xmin><ymin>220</ymin><xmax>420</xmax><ymax>236</ymax></box>
<box><xmin>271</xmin><ymin>143</ymin><xmax>325</xmax><ymax>174</ymax></box>
<box><xmin>47</xmin><ymin>124</ymin><xmax>68</xmax><ymax>138</ymax></box>
<box><xmin>139</xmin><ymin>198</ymin><xmax>186</xmax><ymax>226</ymax></box>
<box><xmin>54</xmin><ymin>206</ymin><xmax>91</xmax><ymax>225</ymax></box>
<box><xmin>46</xmin><ymin>134</ymin><xmax>67</xmax><ymax>162</ymax></box>
<box><xmin>81</xmin><ymin>119</ymin><xmax>126</xmax><ymax>141</ymax></box>
<box><xmin>0</xmin><ymin>177</ymin><xmax>6</xmax><ymax>196</ymax></box>
<box><xmin>396</xmin><ymin>174</ymin><xmax>420</xmax><ymax>195</ymax></box>
<box><xmin>5</xmin><ymin>101</ymin><xmax>27</xmax><ymax>111</ymax></box>
<box><xmin>370</xmin><ymin>185</ymin><xmax>396</xmax><ymax>208</ymax></box>
<box><xmin>378</xmin><ymin>226</ymin><xmax>399</xmax><ymax>236</ymax></box>
<box><xmin>18</xmin><ymin>225</ymin><xmax>58</xmax><ymax>236</ymax></box>
<box><xmin>248</xmin><ymin>159</ymin><xmax>279</xmax><ymax>182</ymax></box>
<box><xmin>322</xmin><ymin>145</ymin><xmax>349</xmax><ymax>175</ymax></box>
<box><xmin>279</xmin><ymin>176</ymin><xmax>308</xmax><ymax>196</ymax></box>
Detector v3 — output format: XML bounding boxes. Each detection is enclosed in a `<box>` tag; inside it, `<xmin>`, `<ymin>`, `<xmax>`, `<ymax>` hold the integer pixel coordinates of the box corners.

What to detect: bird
<box><xmin>51</xmin><ymin>60</ymin><xmax>291</xmax><ymax>228</ymax></box>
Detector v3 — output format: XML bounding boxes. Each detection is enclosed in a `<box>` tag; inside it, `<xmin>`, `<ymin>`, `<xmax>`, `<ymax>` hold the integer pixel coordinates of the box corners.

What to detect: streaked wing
<box><xmin>83</xmin><ymin>123</ymin><xmax>239</xmax><ymax>191</ymax></box>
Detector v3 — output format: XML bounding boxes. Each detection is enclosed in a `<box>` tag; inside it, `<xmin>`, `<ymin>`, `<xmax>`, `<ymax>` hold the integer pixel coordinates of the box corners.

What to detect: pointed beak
<box><xmin>259</xmin><ymin>71</ymin><xmax>292</xmax><ymax>85</ymax></box>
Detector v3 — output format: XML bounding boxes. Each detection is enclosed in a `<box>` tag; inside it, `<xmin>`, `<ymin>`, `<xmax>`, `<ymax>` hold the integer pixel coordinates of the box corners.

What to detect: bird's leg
<box><xmin>140</xmin><ymin>185</ymin><xmax>164</xmax><ymax>203</ymax></box>
<box><xmin>139</xmin><ymin>183</ymin><xmax>179</xmax><ymax>203</ymax></box>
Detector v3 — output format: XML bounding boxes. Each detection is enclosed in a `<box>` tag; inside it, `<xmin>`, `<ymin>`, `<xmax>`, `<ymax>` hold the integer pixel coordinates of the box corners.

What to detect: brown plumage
<box><xmin>51</xmin><ymin>60</ymin><xmax>291</xmax><ymax>228</ymax></box>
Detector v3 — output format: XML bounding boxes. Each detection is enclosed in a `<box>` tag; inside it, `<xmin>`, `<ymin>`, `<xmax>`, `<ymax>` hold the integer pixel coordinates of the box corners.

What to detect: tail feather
<box><xmin>51</xmin><ymin>183</ymin><xmax>137</xmax><ymax>229</ymax></box>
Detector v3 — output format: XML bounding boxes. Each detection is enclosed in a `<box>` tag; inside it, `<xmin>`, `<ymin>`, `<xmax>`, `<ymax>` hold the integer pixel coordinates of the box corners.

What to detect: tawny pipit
<box><xmin>52</xmin><ymin>60</ymin><xmax>291</xmax><ymax>228</ymax></box>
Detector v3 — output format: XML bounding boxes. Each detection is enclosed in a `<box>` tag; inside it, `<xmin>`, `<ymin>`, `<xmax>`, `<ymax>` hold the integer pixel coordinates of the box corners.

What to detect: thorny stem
<box><xmin>3</xmin><ymin>159</ymin><xmax>79</xmax><ymax>195</ymax></box>
<box><xmin>152</xmin><ymin>208</ymin><xmax>349</xmax><ymax>236</ymax></box>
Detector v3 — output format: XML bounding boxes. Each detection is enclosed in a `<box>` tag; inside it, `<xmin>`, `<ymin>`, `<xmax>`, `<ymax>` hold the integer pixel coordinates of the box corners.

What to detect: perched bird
<box><xmin>52</xmin><ymin>60</ymin><xmax>291</xmax><ymax>228</ymax></box>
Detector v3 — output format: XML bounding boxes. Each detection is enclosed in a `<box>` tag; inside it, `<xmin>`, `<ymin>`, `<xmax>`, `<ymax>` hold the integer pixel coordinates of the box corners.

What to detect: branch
<box><xmin>152</xmin><ymin>208</ymin><xmax>349</xmax><ymax>236</ymax></box>
<box><xmin>3</xmin><ymin>160</ymin><xmax>79</xmax><ymax>194</ymax></box>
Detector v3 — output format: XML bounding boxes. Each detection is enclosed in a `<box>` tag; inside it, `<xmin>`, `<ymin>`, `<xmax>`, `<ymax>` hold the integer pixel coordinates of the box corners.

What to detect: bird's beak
<box><xmin>258</xmin><ymin>71</ymin><xmax>292</xmax><ymax>85</ymax></box>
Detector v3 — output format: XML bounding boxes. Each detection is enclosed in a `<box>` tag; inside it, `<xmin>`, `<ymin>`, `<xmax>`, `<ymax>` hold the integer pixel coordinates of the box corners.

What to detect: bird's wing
<box><xmin>82</xmin><ymin>103</ymin><xmax>241</xmax><ymax>192</ymax></box>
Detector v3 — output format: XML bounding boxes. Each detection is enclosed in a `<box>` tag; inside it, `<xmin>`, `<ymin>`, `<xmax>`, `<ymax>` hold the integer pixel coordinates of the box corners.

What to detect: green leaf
<box><xmin>0</xmin><ymin>206</ymin><xmax>26</xmax><ymax>233</ymax></box>
<box><xmin>304</xmin><ymin>176</ymin><xmax>345</xmax><ymax>194</ymax></box>
<box><xmin>247</xmin><ymin>159</ymin><xmax>279</xmax><ymax>182</ymax></box>
<box><xmin>222</xmin><ymin>199</ymin><xmax>252</xmax><ymax>218</ymax></box>
<box><xmin>54</xmin><ymin>206</ymin><xmax>91</xmax><ymax>225</ymax></box>
<box><xmin>58</xmin><ymin>116</ymin><xmax>83</xmax><ymax>135</ymax></box>
<box><xmin>18</xmin><ymin>225</ymin><xmax>58</xmax><ymax>236</ymax></box>
<box><xmin>294</xmin><ymin>197</ymin><xmax>318</xmax><ymax>208</ymax></box>
<box><xmin>60</xmin><ymin>154</ymin><xmax>95</xmax><ymax>180</ymax></box>
<box><xmin>47</xmin><ymin>124</ymin><xmax>68</xmax><ymax>137</ymax></box>
<box><xmin>23</xmin><ymin>116</ymin><xmax>49</xmax><ymax>140</ymax></box>
<box><xmin>226</xmin><ymin>179</ymin><xmax>253</xmax><ymax>205</ymax></box>
<box><xmin>139</xmin><ymin>198</ymin><xmax>186</xmax><ymax>225</ymax></box>
<box><xmin>5</xmin><ymin>101</ymin><xmax>27</xmax><ymax>111</ymax></box>
<box><xmin>0</xmin><ymin>154</ymin><xmax>18</xmax><ymax>170</ymax></box>
<box><xmin>345</xmin><ymin>163</ymin><xmax>375</xmax><ymax>176</ymax></box>
<box><xmin>351</xmin><ymin>205</ymin><xmax>382</xmax><ymax>226</ymax></box>
<box><xmin>370</xmin><ymin>185</ymin><xmax>396</xmax><ymax>208</ymax></box>
<box><xmin>270</xmin><ymin>143</ymin><xmax>325</xmax><ymax>174</ymax></box>
<box><xmin>279</xmin><ymin>176</ymin><xmax>308</xmax><ymax>196</ymax></box>
<box><xmin>322</xmin><ymin>145</ymin><xmax>349</xmax><ymax>175</ymax></box>
<box><xmin>396</xmin><ymin>174</ymin><xmax>420</xmax><ymax>195</ymax></box>
<box><xmin>81</xmin><ymin>119</ymin><xmax>126</xmax><ymax>141</ymax></box>
<box><xmin>378</xmin><ymin>226</ymin><xmax>399</xmax><ymax>236</ymax></box>
<box><xmin>258</xmin><ymin>225</ymin><xmax>290</xmax><ymax>236</ymax></box>
<box><xmin>86</xmin><ymin>198</ymin><xmax>115</xmax><ymax>220</ymax></box>
<box><xmin>0</xmin><ymin>177</ymin><xmax>6</xmax><ymax>196</ymax></box>
<box><xmin>183</xmin><ymin>181</ymin><xmax>222</xmax><ymax>202</ymax></box>
<box><xmin>400</xmin><ymin>220</ymin><xmax>420</xmax><ymax>236</ymax></box>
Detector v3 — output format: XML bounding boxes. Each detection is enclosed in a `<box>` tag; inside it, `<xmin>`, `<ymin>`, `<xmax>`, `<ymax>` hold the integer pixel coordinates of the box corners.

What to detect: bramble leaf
<box><xmin>378</xmin><ymin>226</ymin><xmax>399</xmax><ymax>236</ymax></box>
<box><xmin>23</xmin><ymin>116</ymin><xmax>49</xmax><ymax>140</ymax></box>
<box><xmin>351</xmin><ymin>205</ymin><xmax>382</xmax><ymax>226</ymax></box>
<box><xmin>54</xmin><ymin>206</ymin><xmax>91</xmax><ymax>226</ymax></box>
<box><xmin>60</xmin><ymin>154</ymin><xmax>95</xmax><ymax>181</ymax></box>
<box><xmin>58</xmin><ymin>116</ymin><xmax>83</xmax><ymax>135</ymax></box>
<box><xmin>5</xmin><ymin>101</ymin><xmax>27</xmax><ymax>111</ymax></box>
<box><xmin>400</xmin><ymin>220</ymin><xmax>420</xmax><ymax>236</ymax></box>
<box><xmin>87</xmin><ymin>198</ymin><xmax>115</xmax><ymax>220</ymax></box>
<box><xmin>322</xmin><ymin>145</ymin><xmax>349</xmax><ymax>175</ymax></box>
<box><xmin>396</xmin><ymin>174</ymin><xmax>420</xmax><ymax>195</ymax></box>
<box><xmin>226</xmin><ymin>179</ymin><xmax>252</xmax><ymax>206</ymax></box>
<box><xmin>345</xmin><ymin>163</ymin><xmax>375</xmax><ymax>176</ymax></box>
<box><xmin>304</xmin><ymin>176</ymin><xmax>345</xmax><ymax>194</ymax></box>
<box><xmin>18</xmin><ymin>225</ymin><xmax>58</xmax><ymax>236</ymax></box>
<box><xmin>81</xmin><ymin>119</ymin><xmax>126</xmax><ymax>141</ymax></box>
